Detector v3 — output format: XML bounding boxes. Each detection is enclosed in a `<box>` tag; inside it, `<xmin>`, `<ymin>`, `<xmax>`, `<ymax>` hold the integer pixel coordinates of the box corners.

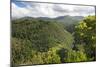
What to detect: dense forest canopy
<box><xmin>11</xmin><ymin>15</ymin><xmax>96</xmax><ymax>67</ymax></box>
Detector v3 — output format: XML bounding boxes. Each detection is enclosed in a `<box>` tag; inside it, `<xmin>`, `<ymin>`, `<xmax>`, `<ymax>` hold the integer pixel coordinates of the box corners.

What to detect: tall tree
<box><xmin>74</xmin><ymin>16</ymin><xmax>96</xmax><ymax>60</ymax></box>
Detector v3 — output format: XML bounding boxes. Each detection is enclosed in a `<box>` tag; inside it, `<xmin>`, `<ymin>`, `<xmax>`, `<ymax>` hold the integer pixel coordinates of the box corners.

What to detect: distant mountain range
<box><xmin>12</xmin><ymin>15</ymin><xmax>84</xmax><ymax>29</ymax></box>
<box><xmin>37</xmin><ymin>15</ymin><xmax>84</xmax><ymax>21</ymax></box>
<box><xmin>12</xmin><ymin>15</ymin><xmax>84</xmax><ymax>21</ymax></box>
<box><xmin>35</xmin><ymin>15</ymin><xmax>84</xmax><ymax>27</ymax></box>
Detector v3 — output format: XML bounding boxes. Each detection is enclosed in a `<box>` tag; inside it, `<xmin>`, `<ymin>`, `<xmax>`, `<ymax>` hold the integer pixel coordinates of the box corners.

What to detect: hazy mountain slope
<box><xmin>37</xmin><ymin>15</ymin><xmax>84</xmax><ymax>24</ymax></box>
<box><xmin>12</xmin><ymin>17</ymin><xmax>74</xmax><ymax>52</ymax></box>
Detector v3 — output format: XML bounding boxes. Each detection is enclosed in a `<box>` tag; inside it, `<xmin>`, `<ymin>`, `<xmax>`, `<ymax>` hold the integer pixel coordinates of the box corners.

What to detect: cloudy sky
<box><xmin>12</xmin><ymin>1</ymin><xmax>95</xmax><ymax>18</ymax></box>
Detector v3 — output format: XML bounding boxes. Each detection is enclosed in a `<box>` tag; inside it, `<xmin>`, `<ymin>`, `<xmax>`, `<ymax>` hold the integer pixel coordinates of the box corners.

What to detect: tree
<box><xmin>74</xmin><ymin>15</ymin><xmax>96</xmax><ymax>60</ymax></box>
<box><xmin>63</xmin><ymin>50</ymin><xmax>87</xmax><ymax>62</ymax></box>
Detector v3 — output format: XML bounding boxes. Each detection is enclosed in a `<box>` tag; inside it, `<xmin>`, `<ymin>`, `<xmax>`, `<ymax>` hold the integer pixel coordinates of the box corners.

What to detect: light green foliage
<box><xmin>12</xmin><ymin>18</ymin><xmax>74</xmax><ymax>52</ymax></box>
<box><xmin>11</xmin><ymin>17</ymin><xmax>73</xmax><ymax>66</ymax></box>
<box><xmin>74</xmin><ymin>15</ymin><xmax>96</xmax><ymax>60</ymax></box>
<box><xmin>11</xmin><ymin>15</ymin><xmax>96</xmax><ymax>66</ymax></box>
<box><xmin>11</xmin><ymin>38</ymin><xmax>61</xmax><ymax>65</ymax></box>
<box><xmin>64</xmin><ymin>50</ymin><xmax>87</xmax><ymax>62</ymax></box>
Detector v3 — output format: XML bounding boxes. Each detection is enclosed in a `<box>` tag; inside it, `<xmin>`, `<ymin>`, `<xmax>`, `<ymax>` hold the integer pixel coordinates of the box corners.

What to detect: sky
<box><xmin>12</xmin><ymin>1</ymin><xmax>95</xmax><ymax>18</ymax></box>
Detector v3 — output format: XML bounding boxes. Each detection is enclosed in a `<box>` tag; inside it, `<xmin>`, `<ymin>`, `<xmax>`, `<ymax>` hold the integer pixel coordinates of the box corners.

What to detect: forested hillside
<box><xmin>37</xmin><ymin>15</ymin><xmax>84</xmax><ymax>33</ymax></box>
<box><xmin>11</xmin><ymin>15</ymin><xmax>96</xmax><ymax>67</ymax></box>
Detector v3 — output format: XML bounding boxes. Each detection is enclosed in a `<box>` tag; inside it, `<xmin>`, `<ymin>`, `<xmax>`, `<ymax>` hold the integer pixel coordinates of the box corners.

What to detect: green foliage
<box><xmin>64</xmin><ymin>50</ymin><xmax>87</xmax><ymax>62</ymax></box>
<box><xmin>12</xmin><ymin>18</ymin><xmax>74</xmax><ymax>52</ymax></box>
<box><xmin>11</xmin><ymin>38</ymin><xmax>33</xmax><ymax>65</ymax></box>
<box><xmin>11</xmin><ymin>15</ymin><xmax>96</xmax><ymax>66</ymax></box>
<box><xmin>74</xmin><ymin>15</ymin><xmax>96</xmax><ymax>60</ymax></box>
<box><xmin>57</xmin><ymin>47</ymin><xmax>87</xmax><ymax>63</ymax></box>
<box><xmin>11</xmin><ymin>38</ymin><xmax>61</xmax><ymax>65</ymax></box>
<box><xmin>11</xmin><ymin>17</ymin><xmax>74</xmax><ymax>66</ymax></box>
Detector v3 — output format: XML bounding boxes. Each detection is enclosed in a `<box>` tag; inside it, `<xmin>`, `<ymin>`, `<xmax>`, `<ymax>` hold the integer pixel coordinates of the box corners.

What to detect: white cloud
<box><xmin>12</xmin><ymin>3</ymin><xmax>31</xmax><ymax>18</ymax></box>
<box><xmin>12</xmin><ymin>2</ymin><xmax>95</xmax><ymax>18</ymax></box>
